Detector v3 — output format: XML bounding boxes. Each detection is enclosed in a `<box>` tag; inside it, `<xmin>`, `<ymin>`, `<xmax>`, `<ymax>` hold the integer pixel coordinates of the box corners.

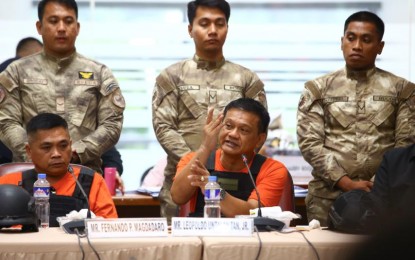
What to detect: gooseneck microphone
<box><xmin>62</xmin><ymin>165</ymin><xmax>92</xmax><ymax>234</ymax></box>
<box><xmin>242</xmin><ymin>154</ymin><xmax>284</xmax><ymax>231</ymax></box>
<box><xmin>68</xmin><ymin>165</ymin><xmax>92</xmax><ymax>219</ymax></box>
<box><xmin>242</xmin><ymin>154</ymin><xmax>263</xmax><ymax>218</ymax></box>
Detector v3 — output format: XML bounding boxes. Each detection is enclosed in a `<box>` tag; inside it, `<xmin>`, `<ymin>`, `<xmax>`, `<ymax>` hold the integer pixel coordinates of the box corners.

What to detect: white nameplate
<box><xmin>86</xmin><ymin>218</ymin><xmax>168</xmax><ymax>238</ymax></box>
<box><xmin>171</xmin><ymin>217</ymin><xmax>253</xmax><ymax>237</ymax></box>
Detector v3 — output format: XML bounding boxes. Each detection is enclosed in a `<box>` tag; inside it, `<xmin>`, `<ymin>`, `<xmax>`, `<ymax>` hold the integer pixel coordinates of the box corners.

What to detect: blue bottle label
<box><xmin>33</xmin><ymin>187</ymin><xmax>50</xmax><ymax>198</ymax></box>
<box><xmin>205</xmin><ymin>188</ymin><xmax>220</xmax><ymax>200</ymax></box>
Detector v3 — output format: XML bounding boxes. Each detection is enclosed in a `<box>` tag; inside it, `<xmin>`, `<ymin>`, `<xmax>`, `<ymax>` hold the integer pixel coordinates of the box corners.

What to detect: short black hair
<box><xmin>26</xmin><ymin>113</ymin><xmax>68</xmax><ymax>139</ymax></box>
<box><xmin>15</xmin><ymin>37</ymin><xmax>43</xmax><ymax>56</ymax></box>
<box><xmin>223</xmin><ymin>98</ymin><xmax>270</xmax><ymax>134</ymax></box>
<box><xmin>344</xmin><ymin>11</ymin><xmax>384</xmax><ymax>41</ymax></box>
<box><xmin>38</xmin><ymin>0</ymin><xmax>78</xmax><ymax>22</ymax></box>
<box><xmin>187</xmin><ymin>0</ymin><xmax>230</xmax><ymax>25</ymax></box>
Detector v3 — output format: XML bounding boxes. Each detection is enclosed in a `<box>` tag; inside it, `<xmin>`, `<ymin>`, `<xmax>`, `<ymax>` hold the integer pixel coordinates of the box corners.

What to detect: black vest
<box><xmin>191</xmin><ymin>152</ymin><xmax>266</xmax><ymax>217</ymax></box>
<box><xmin>20</xmin><ymin>167</ymin><xmax>94</xmax><ymax>227</ymax></box>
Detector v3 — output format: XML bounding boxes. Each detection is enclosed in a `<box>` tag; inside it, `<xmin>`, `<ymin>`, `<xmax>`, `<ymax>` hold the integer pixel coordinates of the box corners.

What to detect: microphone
<box><xmin>62</xmin><ymin>165</ymin><xmax>92</xmax><ymax>234</ymax></box>
<box><xmin>242</xmin><ymin>154</ymin><xmax>284</xmax><ymax>231</ymax></box>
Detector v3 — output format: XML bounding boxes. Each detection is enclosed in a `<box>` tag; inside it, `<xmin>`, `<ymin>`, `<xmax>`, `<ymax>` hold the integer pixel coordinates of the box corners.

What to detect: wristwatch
<box><xmin>220</xmin><ymin>189</ymin><xmax>227</xmax><ymax>201</ymax></box>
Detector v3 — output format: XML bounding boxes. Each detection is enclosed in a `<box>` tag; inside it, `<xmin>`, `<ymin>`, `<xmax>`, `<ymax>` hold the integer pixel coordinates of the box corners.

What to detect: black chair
<box><xmin>0</xmin><ymin>162</ymin><xmax>35</xmax><ymax>177</ymax></box>
<box><xmin>278</xmin><ymin>171</ymin><xmax>295</xmax><ymax>212</ymax></box>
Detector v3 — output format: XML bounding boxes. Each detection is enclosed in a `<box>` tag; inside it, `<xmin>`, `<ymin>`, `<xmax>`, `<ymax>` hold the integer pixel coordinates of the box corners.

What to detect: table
<box><xmin>0</xmin><ymin>227</ymin><xmax>369</xmax><ymax>260</ymax></box>
<box><xmin>112</xmin><ymin>193</ymin><xmax>160</xmax><ymax>218</ymax></box>
<box><xmin>111</xmin><ymin>186</ymin><xmax>308</xmax><ymax>224</ymax></box>
<box><xmin>202</xmin><ymin>229</ymin><xmax>368</xmax><ymax>260</ymax></box>
<box><xmin>0</xmin><ymin>228</ymin><xmax>202</xmax><ymax>260</ymax></box>
<box><xmin>111</xmin><ymin>192</ymin><xmax>308</xmax><ymax>224</ymax></box>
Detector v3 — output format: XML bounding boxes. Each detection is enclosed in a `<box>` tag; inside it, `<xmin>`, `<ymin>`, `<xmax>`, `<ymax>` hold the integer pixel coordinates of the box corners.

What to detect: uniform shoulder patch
<box><xmin>105</xmin><ymin>82</ymin><xmax>118</xmax><ymax>94</ymax></box>
<box><xmin>113</xmin><ymin>93</ymin><xmax>125</xmax><ymax>108</ymax></box>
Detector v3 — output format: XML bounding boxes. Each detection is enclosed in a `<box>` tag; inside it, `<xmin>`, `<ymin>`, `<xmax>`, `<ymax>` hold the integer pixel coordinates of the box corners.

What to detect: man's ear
<box><xmin>188</xmin><ymin>24</ymin><xmax>193</xmax><ymax>38</ymax></box>
<box><xmin>36</xmin><ymin>21</ymin><xmax>42</xmax><ymax>35</ymax></box>
<box><xmin>378</xmin><ymin>41</ymin><xmax>385</xmax><ymax>55</ymax></box>
<box><xmin>25</xmin><ymin>143</ymin><xmax>32</xmax><ymax>161</ymax></box>
<box><xmin>256</xmin><ymin>133</ymin><xmax>267</xmax><ymax>150</ymax></box>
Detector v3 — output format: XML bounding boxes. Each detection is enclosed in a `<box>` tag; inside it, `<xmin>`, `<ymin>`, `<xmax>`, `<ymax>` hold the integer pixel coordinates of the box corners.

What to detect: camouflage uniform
<box><xmin>297</xmin><ymin>67</ymin><xmax>415</xmax><ymax>226</ymax></box>
<box><xmin>152</xmin><ymin>55</ymin><xmax>267</xmax><ymax>222</ymax></box>
<box><xmin>0</xmin><ymin>51</ymin><xmax>125</xmax><ymax>173</ymax></box>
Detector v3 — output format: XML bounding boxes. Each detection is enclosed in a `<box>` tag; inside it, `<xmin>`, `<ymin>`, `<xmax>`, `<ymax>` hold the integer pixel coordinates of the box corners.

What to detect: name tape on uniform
<box><xmin>171</xmin><ymin>217</ymin><xmax>253</xmax><ymax>237</ymax></box>
<box><xmin>86</xmin><ymin>218</ymin><xmax>168</xmax><ymax>238</ymax></box>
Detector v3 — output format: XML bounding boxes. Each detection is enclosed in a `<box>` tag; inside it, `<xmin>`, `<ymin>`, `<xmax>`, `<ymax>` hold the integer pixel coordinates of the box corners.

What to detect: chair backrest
<box><xmin>0</xmin><ymin>162</ymin><xmax>35</xmax><ymax>177</ymax></box>
<box><xmin>140</xmin><ymin>166</ymin><xmax>154</xmax><ymax>186</ymax></box>
<box><xmin>278</xmin><ymin>171</ymin><xmax>295</xmax><ymax>212</ymax></box>
<box><xmin>0</xmin><ymin>163</ymin><xmax>96</xmax><ymax>178</ymax></box>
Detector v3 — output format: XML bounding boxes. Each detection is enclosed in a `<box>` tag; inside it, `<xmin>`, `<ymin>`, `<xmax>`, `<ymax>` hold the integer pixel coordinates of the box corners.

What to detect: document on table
<box><xmin>136</xmin><ymin>186</ymin><xmax>161</xmax><ymax>198</ymax></box>
<box><xmin>294</xmin><ymin>185</ymin><xmax>308</xmax><ymax>196</ymax></box>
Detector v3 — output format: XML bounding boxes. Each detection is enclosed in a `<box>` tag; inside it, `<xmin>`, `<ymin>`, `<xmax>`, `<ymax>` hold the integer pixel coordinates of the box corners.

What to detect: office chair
<box><xmin>0</xmin><ymin>162</ymin><xmax>35</xmax><ymax>177</ymax></box>
<box><xmin>0</xmin><ymin>162</ymin><xmax>96</xmax><ymax>177</ymax></box>
<box><xmin>278</xmin><ymin>171</ymin><xmax>295</xmax><ymax>212</ymax></box>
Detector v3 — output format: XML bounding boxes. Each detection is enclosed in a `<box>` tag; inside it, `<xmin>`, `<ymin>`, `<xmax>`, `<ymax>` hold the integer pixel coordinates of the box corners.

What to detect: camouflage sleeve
<box><xmin>296</xmin><ymin>81</ymin><xmax>348</xmax><ymax>188</ymax></box>
<box><xmin>395</xmin><ymin>80</ymin><xmax>415</xmax><ymax>147</ymax></box>
<box><xmin>72</xmin><ymin>66</ymin><xmax>125</xmax><ymax>165</ymax></box>
<box><xmin>244</xmin><ymin>73</ymin><xmax>267</xmax><ymax>109</ymax></box>
<box><xmin>0</xmin><ymin>69</ymin><xmax>28</xmax><ymax>162</ymax></box>
<box><xmin>152</xmin><ymin>72</ymin><xmax>192</xmax><ymax>163</ymax></box>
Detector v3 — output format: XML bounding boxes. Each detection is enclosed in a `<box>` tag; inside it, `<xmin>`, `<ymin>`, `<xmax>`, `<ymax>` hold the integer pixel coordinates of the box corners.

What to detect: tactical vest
<box><xmin>191</xmin><ymin>152</ymin><xmax>266</xmax><ymax>217</ymax></box>
<box><xmin>20</xmin><ymin>167</ymin><xmax>94</xmax><ymax>227</ymax></box>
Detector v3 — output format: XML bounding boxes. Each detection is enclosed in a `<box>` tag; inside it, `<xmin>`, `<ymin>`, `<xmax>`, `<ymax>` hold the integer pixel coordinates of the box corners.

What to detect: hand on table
<box><xmin>115</xmin><ymin>171</ymin><xmax>125</xmax><ymax>195</ymax></box>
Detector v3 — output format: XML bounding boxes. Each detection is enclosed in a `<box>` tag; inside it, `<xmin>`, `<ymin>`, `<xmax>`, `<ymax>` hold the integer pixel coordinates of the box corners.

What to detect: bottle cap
<box><xmin>38</xmin><ymin>173</ymin><xmax>46</xmax><ymax>179</ymax></box>
<box><xmin>208</xmin><ymin>176</ymin><xmax>217</xmax><ymax>182</ymax></box>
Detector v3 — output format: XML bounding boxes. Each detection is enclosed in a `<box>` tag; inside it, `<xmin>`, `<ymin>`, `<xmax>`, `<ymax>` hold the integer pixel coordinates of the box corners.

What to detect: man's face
<box><xmin>26</xmin><ymin>127</ymin><xmax>72</xmax><ymax>178</ymax></box>
<box><xmin>341</xmin><ymin>21</ymin><xmax>384</xmax><ymax>71</ymax></box>
<box><xmin>188</xmin><ymin>6</ymin><xmax>228</xmax><ymax>60</ymax></box>
<box><xmin>36</xmin><ymin>2</ymin><xmax>79</xmax><ymax>58</ymax></box>
<box><xmin>219</xmin><ymin>108</ymin><xmax>266</xmax><ymax>157</ymax></box>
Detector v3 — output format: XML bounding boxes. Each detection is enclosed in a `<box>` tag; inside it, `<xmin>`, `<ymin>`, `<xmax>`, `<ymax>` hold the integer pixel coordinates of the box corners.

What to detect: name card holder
<box><xmin>171</xmin><ymin>217</ymin><xmax>253</xmax><ymax>237</ymax></box>
<box><xmin>86</xmin><ymin>218</ymin><xmax>168</xmax><ymax>238</ymax></box>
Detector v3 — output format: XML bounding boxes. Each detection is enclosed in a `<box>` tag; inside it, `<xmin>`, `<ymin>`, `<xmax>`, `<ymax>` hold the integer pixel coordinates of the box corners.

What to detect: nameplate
<box><xmin>171</xmin><ymin>217</ymin><xmax>253</xmax><ymax>237</ymax></box>
<box><xmin>86</xmin><ymin>218</ymin><xmax>168</xmax><ymax>238</ymax></box>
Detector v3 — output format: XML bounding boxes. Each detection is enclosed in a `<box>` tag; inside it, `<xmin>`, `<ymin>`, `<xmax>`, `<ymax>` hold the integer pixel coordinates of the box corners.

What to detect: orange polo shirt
<box><xmin>176</xmin><ymin>149</ymin><xmax>288</xmax><ymax>213</ymax></box>
<box><xmin>0</xmin><ymin>166</ymin><xmax>117</xmax><ymax>218</ymax></box>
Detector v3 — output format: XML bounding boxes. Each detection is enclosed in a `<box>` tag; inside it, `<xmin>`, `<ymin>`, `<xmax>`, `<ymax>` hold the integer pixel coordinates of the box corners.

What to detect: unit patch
<box><xmin>105</xmin><ymin>82</ymin><xmax>118</xmax><ymax>94</ymax></box>
<box><xmin>113</xmin><ymin>93</ymin><xmax>125</xmax><ymax>108</ymax></box>
<box><xmin>209</xmin><ymin>90</ymin><xmax>217</xmax><ymax>104</ymax></box>
<box><xmin>79</xmin><ymin>71</ymin><xmax>94</xmax><ymax>79</ymax></box>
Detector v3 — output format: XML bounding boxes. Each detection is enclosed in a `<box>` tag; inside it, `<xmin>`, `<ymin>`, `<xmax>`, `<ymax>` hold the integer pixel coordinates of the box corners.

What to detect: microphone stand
<box><xmin>62</xmin><ymin>165</ymin><xmax>92</xmax><ymax>234</ymax></box>
<box><xmin>242</xmin><ymin>154</ymin><xmax>284</xmax><ymax>231</ymax></box>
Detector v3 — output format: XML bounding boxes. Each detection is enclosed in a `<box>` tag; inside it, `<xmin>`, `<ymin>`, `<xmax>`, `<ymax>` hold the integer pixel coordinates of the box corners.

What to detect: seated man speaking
<box><xmin>171</xmin><ymin>98</ymin><xmax>288</xmax><ymax>217</ymax></box>
<box><xmin>0</xmin><ymin>113</ymin><xmax>117</xmax><ymax>226</ymax></box>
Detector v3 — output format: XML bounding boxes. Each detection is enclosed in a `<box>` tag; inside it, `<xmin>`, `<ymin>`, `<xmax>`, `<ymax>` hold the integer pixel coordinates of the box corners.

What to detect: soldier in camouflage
<box><xmin>0</xmin><ymin>0</ymin><xmax>125</xmax><ymax>174</ymax></box>
<box><xmin>297</xmin><ymin>11</ymin><xmax>415</xmax><ymax>226</ymax></box>
<box><xmin>152</xmin><ymin>0</ymin><xmax>267</xmax><ymax>222</ymax></box>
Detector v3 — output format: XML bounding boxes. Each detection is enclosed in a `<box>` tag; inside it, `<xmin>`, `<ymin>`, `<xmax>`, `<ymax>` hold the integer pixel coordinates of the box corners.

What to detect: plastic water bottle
<box><xmin>204</xmin><ymin>176</ymin><xmax>221</xmax><ymax>218</ymax></box>
<box><xmin>33</xmin><ymin>173</ymin><xmax>50</xmax><ymax>228</ymax></box>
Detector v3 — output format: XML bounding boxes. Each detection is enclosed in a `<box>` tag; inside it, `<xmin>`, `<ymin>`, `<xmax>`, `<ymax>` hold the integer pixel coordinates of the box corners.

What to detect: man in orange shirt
<box><xmin>171</xmin><ymin>98</ymin><xmax>288</xmax><ymax>217</ymax></box>
<box><xmin>0</xmin><ymin>113</ymin><xmax>117</xmax><ymax>227</ymax></box>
